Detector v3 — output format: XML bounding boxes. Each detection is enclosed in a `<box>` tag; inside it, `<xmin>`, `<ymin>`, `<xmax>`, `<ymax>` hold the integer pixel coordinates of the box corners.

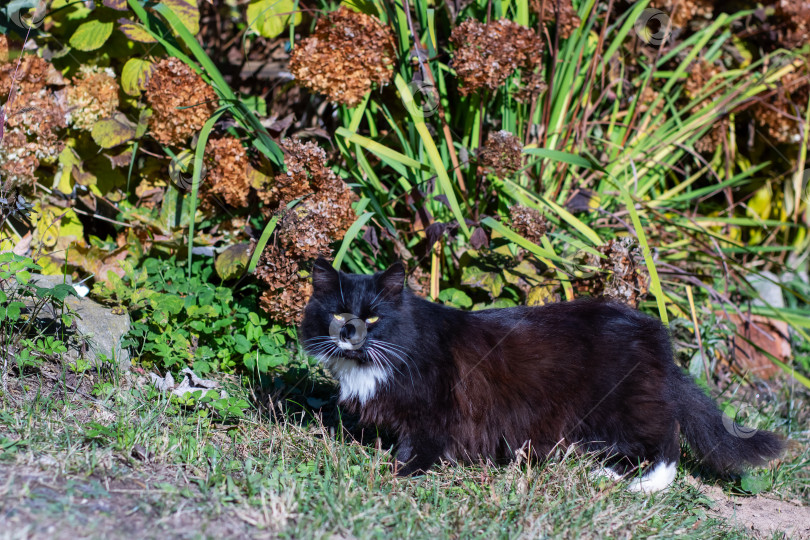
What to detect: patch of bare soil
<box><xmin>0</xmin><ymin>465</ymin><xmax>277</xmax><ymax>540</ymax></box>
<box><xmin>693</xmin><ymin>481</ymin><xmax>810</xmax><ymax>539</ymax></box>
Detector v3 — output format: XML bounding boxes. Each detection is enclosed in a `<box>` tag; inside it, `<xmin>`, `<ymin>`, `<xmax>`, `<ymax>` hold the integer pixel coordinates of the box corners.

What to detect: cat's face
<box><xmin>300</xmin><ymin>258</ymin><xmax>408</xmax><ymax>366</ymax></box>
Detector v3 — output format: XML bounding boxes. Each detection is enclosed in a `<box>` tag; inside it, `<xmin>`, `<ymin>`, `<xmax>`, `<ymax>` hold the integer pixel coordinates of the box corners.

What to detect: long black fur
<box><xmin>300</xmin><ymin>258</ymin><xmax>785</xmax><ymax>478</ymax></box>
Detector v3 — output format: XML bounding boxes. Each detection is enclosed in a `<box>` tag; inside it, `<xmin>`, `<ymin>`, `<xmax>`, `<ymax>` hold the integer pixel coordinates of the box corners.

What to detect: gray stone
<box><xmin>748</xmin><ymin>271</ymin><xmax>784</xmax><ymax>309</ymax></box>
<box><xmin>7</xmin><ymin>273</ymin><xmax>131</xmax><ymax>370</ymax></box>
<box><xmin>65</xmin><ymin>296</ymin><xmax>131</xmax><ymax>370</ymax></box>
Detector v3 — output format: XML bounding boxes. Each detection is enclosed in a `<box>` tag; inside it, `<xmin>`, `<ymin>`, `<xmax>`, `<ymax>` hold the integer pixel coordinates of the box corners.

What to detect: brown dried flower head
<box><xmin>774</xmin><ymin>0</ymin><xmax>810</xmax><ymax>49</ymax></box>
<box><xmin>203</xmin><ymin>136</ymin><xmax>251</xmax><ymax>208</ymax></box>
<box><xmin>479</xmin><ymin>130</ymin><xmax>524</xmax><ymax>177</ymax></box>
<box><xmin>0</xmin><ymin>35</ymin><xmax>8</xmax><ymax>63</ymax></box>
<box><xmin>267</xmin><ymin>139</ymin><xmax>357</xmax><ymax>259</ymax></box>
<box><xmin>1</xmin><ymin>57</ymin><xmax>67</xmax><ymax>185</ymax></box>
<box><xmin>255</xmin><ymin>245</ymin><xmax>313</xmax><ymax>326</ymax></box>
<box><xmin>754</xmin><ymin>68</ymin><xmax>809</xmax><ymax>144</ymax></box>
<box><xmin>509</xmin><ymin>205</ymin><xmax>547</xmax><ymax>245</ymax></box>
<box><xmin>145</xmin><ymin>58</ymin><xmax>218</xmax><ymax>145</ymax></box>
<box><xmin>450</xmin><ymin>19</ymin><xmax>543</xmax><ymax>95</ymax></box>
<box><xmin>514</xmin><ymin>71</ymin><xmax>548</xmax><ymax>103</ymax></box>
<box><xmin>695</xmin><ymin>118</ymin><xmax>727</xmax><ymax>154</ymax></box>
<box><xmin>289</xmin><ymin>6</ymin><xmax>396</xmax><ymax>107</ymax></box>
<box><xmin>66</xmin><ymin>65</ymin><xmax>120</xmax><ymax>130</ymax></box>
<box><xmin>255</xmin><ymin>138</ymin><xmax>357</xmax><ymax>323</ymax></box>
<box><xmin>262</xmin><ymin>138</ymin><xmax>336</xmax><ymax>206</ymax></box>
<box><xmin>582</xmin><ymin>237</ymin><xmax>650</xmax><ymax>308</ymax></box>
<box><xmin>532</xmin><ymin>0</ymin><xmax>581</xmax><ymax>39</ymax></box>
<box><xmin>636</xmin><ymin>85</ymin><xmax>664</xmax><ymax>117</ymax></box>
<box><xmin>651</xmin><ymin>0</ymin><xmax>713</xmax><ymax>29</ymax></box>
<box><xmin>684</xmin><ymin>60</ymin><xmax>722</xmax><ymax>100</ymax></box>
<box><xmin>0</xmin><ymin>55</ymin><xmax>60</xmax><ymax>96</ymax></box>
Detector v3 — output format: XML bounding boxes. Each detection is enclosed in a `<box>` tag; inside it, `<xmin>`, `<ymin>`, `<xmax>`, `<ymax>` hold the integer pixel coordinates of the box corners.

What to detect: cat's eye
<box><xmin>333</xmin><ymin>314</ymin><xmax>344</xmax><ymax>321</ymax></box>
<box><xmin>366</xmin><ymin>316</ymin><xmax>379</xmax><ymax>324</ymax></box>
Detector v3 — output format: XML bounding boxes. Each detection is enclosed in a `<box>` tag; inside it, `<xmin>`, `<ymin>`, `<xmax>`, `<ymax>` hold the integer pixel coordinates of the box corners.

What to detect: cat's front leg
<box><xmin>396</xmin><ymin>433</ymin><xmax>444</xmax><ymax>476</ymax></box>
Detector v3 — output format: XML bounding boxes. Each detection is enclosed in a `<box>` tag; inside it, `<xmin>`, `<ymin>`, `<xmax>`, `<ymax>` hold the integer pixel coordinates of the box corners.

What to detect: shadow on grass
<box><xmin>245</xmin><ymin>359</ymin><xmax>399</xmax><ymax>455</ymax></box>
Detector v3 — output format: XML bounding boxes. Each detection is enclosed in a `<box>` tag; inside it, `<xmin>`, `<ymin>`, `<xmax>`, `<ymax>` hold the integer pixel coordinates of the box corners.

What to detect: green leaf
<box><xmin>6</xmin><ymin>302</ymin><xmax>25</xmax><ymax>321</ymax></box>
<box><xmin>234</xmin><ymin>334</ymin><xmax>252</xmax><ymax>355</ymax></box>
<box><xmin>163</xmin><ymin>0</ymin><xmax>201</xmax><ymax>35</ymax></box>
<box><xmin>438</xmin><ymin>288</ymin><xmax>473</xmax><ymax>308</ymax></box>
<box><xmin>91</xmin><ymin>113</ymin><xmax>137</xmax><ymax>148</ymax></box>
<box><xmin>740</xmin><ymin>472</ymin><xmax>770</xmax><ymax>494</ymax></box>
<box><xmin>461</xmin><ymin>266</ymin><xmax>504</xmax><ymax>298</ymax></box>
<box><xmin>103</xmin><ymin>0</ymin><xmax>128</xmax><ymax>11</ymax></box>
<box><xmin>69</xmin><ymin>20</ymin><xmax>114</xmax><ymax>51</ymax></box>
<box><xmin>117</xmin><ymin>19</ymin><xmax>158</xmax><ymax>43</ymax></box>
<box><xmin>523</xmin><ymin>147</ymin><xmax>600</xmax><ymax>170</ymax></box>
<box><xmin>121</xmin><ymin>58</ymin><xmax>155</xmax><ymax>96</ymax></box>
<box><xmin>247</xmin><ymin>0</ymin><xmax>301</xmax><ymax>39</ymax></box>
<box><xmin>154</xmin><ymin>294</ymin><xmax>184</xmax><ymax>316</ymax></box>
<box><xmin>215</xmin><ymin>243</ymin><xmax>251</xmax><ymax>280</ymax></box>
<box><xmin>333</xmin><ymin>206</ymin><xmax>374</xmax><ymax>269</ymax></box>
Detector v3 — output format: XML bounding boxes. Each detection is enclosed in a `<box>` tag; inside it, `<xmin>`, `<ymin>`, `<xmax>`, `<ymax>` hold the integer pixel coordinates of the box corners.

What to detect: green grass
<box><xmin>1</xmin><ymin>355</ymin><xmax>807</xmax><ymax>539</ymax></box>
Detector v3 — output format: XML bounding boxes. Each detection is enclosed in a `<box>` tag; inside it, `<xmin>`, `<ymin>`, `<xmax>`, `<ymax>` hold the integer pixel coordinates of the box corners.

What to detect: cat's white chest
<box><xmin>326</xmin><ymin>357</ymin><xmax>390</xmax><ymax>404</ymax></box>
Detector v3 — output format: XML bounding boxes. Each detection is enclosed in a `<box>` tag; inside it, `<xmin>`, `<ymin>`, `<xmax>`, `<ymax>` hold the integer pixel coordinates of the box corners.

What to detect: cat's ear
<box><xmin>378</xmin><ymin>261</ymin><xmax>406</xmax><ymax>297</ymax></box>
<box><xmin>312</xmin><ymin>257</ymin><xmax>339</xmax><ymax>293</ymax></box>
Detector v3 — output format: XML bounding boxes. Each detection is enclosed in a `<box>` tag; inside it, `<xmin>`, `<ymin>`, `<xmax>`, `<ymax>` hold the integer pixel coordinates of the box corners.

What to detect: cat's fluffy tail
<box><xmin>673</xmin><ymin>370</ymin><xmax>784</xmax><ymax>474</ymax></box>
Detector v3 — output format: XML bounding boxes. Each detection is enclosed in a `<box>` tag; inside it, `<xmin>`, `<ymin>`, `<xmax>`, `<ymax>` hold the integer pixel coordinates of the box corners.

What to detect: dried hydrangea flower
<box><xmin>0</xmin><ymin>56</ymin><xmax>53</xmax><ymax>96</ymax></box>
<box><xmin>278</xmin><ymin>187</ymin><xmax>356</xmax><ymax>259</ymax></box>
<box><xmin>450</xmin><ymin>19</ymin><xmax>543</xmax><ymax>95</ymax></box>
<box><xmin>263</xmin><ymin>139</ymin><xmax>357</xmax><ymax>259</ymax></box>
<box><xmin>0</xmin><ymin>57</ymin><xmax>66</xmax><ymax>185</ymax></box>
<box><xmin>636</xmin><ymin>85</ymin><xmax>664</xmax><ymax>117</ymax></box>
<box><xmin>684</xmin><ymin>60</ymin><xmax>722</xmax><ymax>100</ymax></box>
<box><xmin>694</xmin><ymin>118</ymin><xmax>727</xmax><ymax>154</ymax></box>
<box><xmin>255</xmin><ymin>245</ymin><xmax>313</xmax><ymax>326</ymax></box>
<box><xmin>753</xmin><ymin>69</ymin><xmax>809</xmax><ymax>144</ymax></box>
<box><xmin>478</xmin><ymin>130</ymin><xmax>524</xmax><ymax>177</ymax></box>
<box><xmin>0</xmin><ymin>130</ymin><xmax>42</xmax><ymax>185</ymax></box>
<box><xmin>532</xmin><ymin>0</ymin><xmax>581</xmax><ymax>39</ymax></box>
<box><xmin>145</xmin><ymin>58</ymin><xmax>218</xmax><ymax>145</ymax></box>
<box><xmin>581</xmin><ymin>237</ymin><xmax>650</xmax><ymax>308</ymax></box>
<box><xmin>773</xmin><ymin>1</ymin><xmax>810</xmax><ymax>49</ymax></box>
<box><xmin>514</xmin><ymin>71</ymin><xmax>547</xmax><ymax>103</ymax></box>
<box><xmin>651</xmin><ymin>0</ymin><xmax>713</xmax><ymax>29</ymax></box>
<box><xmin>261</xmin><ymin>138</ymin><xmax>337</xmax><ymax>206</ymax></box>
<box><xmin>289</xmin><ymin>6</ymin><xmax>396</xmax><ymax>107</ymax></box>
<box><xmin>66</xmin><ymin>65</ymin><xmax>120</xmax><ymax>130</ymax></box>
<box><xmin>0</xmin><ymin>35</ymin><xmax>8</xmax><ymax>63</ymax></box>
<box><xmin>682</xmin><ymin>59</ymin><xmax>727</xmax><ymax>153</ymax></box>
<box><xmin>203</xmin><ymin>136</ymin><xmax>251</xmax><ymax>208</ymax></box>
<box><xmin>255</xmin><ymin>138</ymin><xmax>357</xmax><ymax>322</ymax></box>
<box><xmin>509</xmin><ymin>205</ymin><xmax>547</xmax><ymax>244</ymax></box>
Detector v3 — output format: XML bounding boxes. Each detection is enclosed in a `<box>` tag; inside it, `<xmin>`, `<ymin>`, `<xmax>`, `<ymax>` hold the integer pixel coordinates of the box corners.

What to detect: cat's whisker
<box><xmin>369</xmin><ymin>345</ymin><xmax>403</xmax><ymax>380</ymax></box>
<box><xmin>369</xmin><ymin>340</ymin><xmax>415</xmax><ymax>391</ymax></box>
<box><xmin>370</xmin><ymin>339</ymin><xmax>420</xmax><ymax>385</ymax></box>
<box><xmin>308</xmin><ymin>342</ymin><xmax>337</xmax><ymax>360</ymax></box>
<box><xmin>303</xmin><ymin>336</ymin><xmax>336</xmax><ymax>345</ymax></box>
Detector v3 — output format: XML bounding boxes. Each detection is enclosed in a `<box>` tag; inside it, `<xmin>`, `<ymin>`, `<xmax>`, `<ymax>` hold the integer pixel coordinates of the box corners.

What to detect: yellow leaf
<box><xmin>247</xmin><ymin>0</ymin><xmax>301</xmax><ymax>39</ymax></box>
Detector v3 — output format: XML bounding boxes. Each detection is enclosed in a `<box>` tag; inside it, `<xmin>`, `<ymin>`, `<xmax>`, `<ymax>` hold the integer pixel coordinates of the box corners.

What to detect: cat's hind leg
<box><xmin>626</xmin><ymin>420</ymin><xmax>681</xmax><ymax>493</ymax></box>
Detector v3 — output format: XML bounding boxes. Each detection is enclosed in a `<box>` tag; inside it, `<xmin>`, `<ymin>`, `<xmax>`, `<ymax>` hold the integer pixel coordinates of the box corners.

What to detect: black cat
<box><xmin>300</xmin><ymin>258</ymin><xmax>784</xmax><ymax>491</ymax></box>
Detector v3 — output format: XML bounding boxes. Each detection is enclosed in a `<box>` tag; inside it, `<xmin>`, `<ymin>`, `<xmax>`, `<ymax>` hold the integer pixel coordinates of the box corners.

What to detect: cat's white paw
<box><xmin>626</xmin><ymin>461</ymin><xmax>677</xmax><ymax>493</ymax></box>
